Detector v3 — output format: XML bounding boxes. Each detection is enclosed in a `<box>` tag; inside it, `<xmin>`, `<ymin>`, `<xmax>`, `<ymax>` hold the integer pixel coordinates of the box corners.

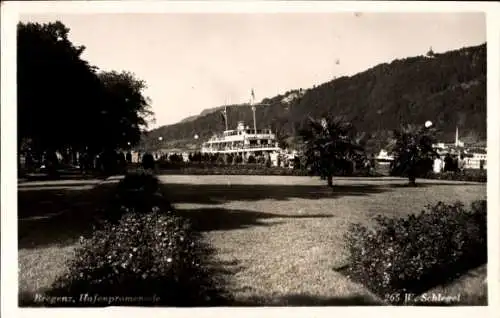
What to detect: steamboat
<box><xmin>201</xmin><ymin>90</ymin><xmax>283</xmax><ymax>158</ymax></box>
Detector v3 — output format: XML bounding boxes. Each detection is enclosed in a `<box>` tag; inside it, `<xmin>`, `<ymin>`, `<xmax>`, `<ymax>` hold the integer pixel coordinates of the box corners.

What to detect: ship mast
<box><xmin>225</xmin><ymin>106</ymin><xmax>229</xmax><ymax>131</ymax></box>
<box><xmin>222</xmin><ymin>98</ymin><xmax>229</xmax><ymax>131</ymax></box>
<box><xmin>251</xmin><ymin>89</ymin><xmax>257</xmax><ymax>134</ymax></box>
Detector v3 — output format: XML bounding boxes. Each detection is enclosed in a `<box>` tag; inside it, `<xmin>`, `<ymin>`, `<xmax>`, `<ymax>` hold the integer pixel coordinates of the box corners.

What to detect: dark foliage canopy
<box><xmin>389</xmin><ymin>124</ymin><xmax>438</xmax><ymax>182</ymax></box>
<box><xmin>17</xmin><ymin>21</ymin><xmax>153</xmax><ymax>155</ymax></box>
<box><xmin>299</xmin><ymin>116</ymin><xmax>363</xmax><ymax>179</ymax></box>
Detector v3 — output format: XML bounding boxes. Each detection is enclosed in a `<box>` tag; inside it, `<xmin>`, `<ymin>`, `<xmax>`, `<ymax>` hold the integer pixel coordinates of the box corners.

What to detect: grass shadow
<box><xmin>179</xmin><ymin>207</ymin><xmax>334</xmax><ymax>232</ymax></box>
<box><xmin>18</xmin><ymin>188</ymin><xmax>78</xmax><ymax>218</ymax></box>
<box><xmin>161</xmin><ymin>183</ymin><xmax>390</xmax><ymax>205</ymax></box>
<box><xmin>18</xmin><ymin>183</ymin><xmax>119</xmax><ymax>249</ymax></box>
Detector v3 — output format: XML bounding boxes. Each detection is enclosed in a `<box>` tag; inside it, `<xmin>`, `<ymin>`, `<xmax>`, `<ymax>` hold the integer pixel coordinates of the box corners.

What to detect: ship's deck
<box><xmin>201</xmin><ymin>145</ymin><xmax>281</xmax><ymax>154</ymax></box>
<box><xmin>204</xmin><ymin>133</ymin><xmax>277</xmax><ymax>144</ymax></box>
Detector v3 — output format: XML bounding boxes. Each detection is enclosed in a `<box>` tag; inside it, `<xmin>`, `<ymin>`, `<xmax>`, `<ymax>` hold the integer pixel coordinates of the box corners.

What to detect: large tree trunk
<box><xmin>327</xmin><ymin>175</ymin><xmax>333</xmax><ymax>187</ymax></box>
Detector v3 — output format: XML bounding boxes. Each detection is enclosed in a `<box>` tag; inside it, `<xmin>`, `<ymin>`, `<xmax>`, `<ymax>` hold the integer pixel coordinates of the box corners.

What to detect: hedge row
<box><xmin>343</xmin><ymin>200</ymin><xmax>487</xmax><ymax>304</ymax></box>
<box><xmin>46</xmin><ymin>171</ymin><xmax>229</xmax><ymax>307</ymax></box>
<box><xmin>152</xmin><ymin>162</ymin><xmax>383</xmax><ymax>177</ymax></box>
<box><xmin>425</xmin><ymin>170</ymin><xmax>487</xmax><ymax>183</ymax></box>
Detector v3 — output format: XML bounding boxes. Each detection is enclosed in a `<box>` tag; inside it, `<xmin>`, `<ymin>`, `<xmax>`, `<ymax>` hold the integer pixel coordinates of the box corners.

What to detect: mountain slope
<box><xmin>143</xmin><ymin>43</ymin><xmax>486</xmax><ymax>151</ymax></box>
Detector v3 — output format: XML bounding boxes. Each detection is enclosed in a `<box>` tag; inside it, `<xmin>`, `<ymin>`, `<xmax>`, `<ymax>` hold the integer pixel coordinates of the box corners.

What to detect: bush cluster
<box><xmin>117</xmin><ymin>170</ymin><xmax>160</xmax><ymax>193</ymax></box>
<box><xmin>425</xmin><ymin>170</ymin><xmax>487</xmax><ymax>183</ymax></box>
<box><xmin>95</xmin><ymin>171</ymin><xmax>171</xmax><ymax>223</ymax></box>
<box><xmin>47</xmin><ymin>173</ymin><xmax>228</xmax><ymax>307</ymax></box>
<box><xmin>343</xmin><ymin>200</ymin><xmax>487</xmax><ymax>304</ymax></box>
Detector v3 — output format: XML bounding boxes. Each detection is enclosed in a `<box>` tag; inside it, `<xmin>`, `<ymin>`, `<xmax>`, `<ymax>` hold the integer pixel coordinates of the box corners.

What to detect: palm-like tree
<box><xmin>390</xmin><ymin>123</ymin><xmax>438</xmax><ymax>186</ymax></box>
<box><xmin>300</xmin><ymin>116</ymin><xmax>363</xmax><ymax>187</ymax></box>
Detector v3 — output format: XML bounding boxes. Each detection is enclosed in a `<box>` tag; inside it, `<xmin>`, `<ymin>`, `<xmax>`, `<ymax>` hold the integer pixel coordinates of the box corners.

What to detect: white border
<box><xmin>486</xmin><ymin>6</ymin><xmax>500</xmax><ymax>313</ymax></box>
<box><xmin>2</xmin><ymin>2</ymin><xmax>499</xmax><ymax>318</ymax></box>
<box><xmin>2</xmin><ymin>1</ymin><xmax>500</xmax><ymax>14</ymax></box>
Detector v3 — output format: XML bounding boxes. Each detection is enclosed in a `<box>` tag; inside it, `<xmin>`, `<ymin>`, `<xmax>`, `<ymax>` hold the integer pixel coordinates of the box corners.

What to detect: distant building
<box><xmin>432</xmin><ymin>127</ymin><xmax>486</xmax><ymax>170</ymax></box>
<box><xmin>376</xmin><ymin>149</ymin><xmax>393</xmax><ymax>160</ymax></box>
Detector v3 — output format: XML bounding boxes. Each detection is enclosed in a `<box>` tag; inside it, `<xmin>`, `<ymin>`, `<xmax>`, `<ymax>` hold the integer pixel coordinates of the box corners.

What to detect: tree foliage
<box><xmin>96</xmin><ymin>71</ymin><xmax>154</xmax><ymax>149</ymax></box>
<box><xmin>17</xmin><ymin>21</ymin><xmax>153</xmax><ymax>159</ymax></box>
<box><xmin>299</xmin><ymin>116</ymin><xmax>363</xmax><ymax>186</ymax></box>
<box><xmin>389</xmin><ymin>124</ymin><xmax>438</xmax><ymax>185</ymax></box>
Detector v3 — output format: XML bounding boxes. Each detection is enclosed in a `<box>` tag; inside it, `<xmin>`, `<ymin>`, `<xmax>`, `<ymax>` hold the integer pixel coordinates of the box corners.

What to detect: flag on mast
<box><xmin>251</xmin><ymin>89</ymin><xmax>255</xmax><ymax>104</ymax></box>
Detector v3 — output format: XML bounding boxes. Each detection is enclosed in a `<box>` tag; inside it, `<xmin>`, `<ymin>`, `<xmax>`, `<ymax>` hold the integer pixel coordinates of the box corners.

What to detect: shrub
<box><xmin>168</xmin><ymin>153</ymin><xmax>183</xmax><ymax>163</ymax></box>
<box><xmin>117</xmin><ymin>171</ymin><xmax>159</xmax><ymax>194</ymax></box>
<box><xmin>48</xmin><ymin>209</ymin><xmax>227</xmax><ymax>307</ymax></box>
<box><xmin>103</xmin><ymin>172</ymin><xmax>173</xmax><ymax>222</ymax></box>
<box><xmin>343</xmin><ymin>200</ymin><xmax>487</xmax><ymax>304</ymax></box>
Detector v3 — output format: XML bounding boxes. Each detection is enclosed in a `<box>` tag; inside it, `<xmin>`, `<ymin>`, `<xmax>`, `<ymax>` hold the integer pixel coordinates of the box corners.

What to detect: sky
<box><xmin>20</xmin><ymin>12</ymin><xmax>486</xmax><ymax>129</ymax></box>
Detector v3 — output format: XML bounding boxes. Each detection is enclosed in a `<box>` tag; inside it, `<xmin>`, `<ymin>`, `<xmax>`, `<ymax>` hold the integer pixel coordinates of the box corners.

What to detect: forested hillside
<box><xmin>142</xmin><ymin>43</ymin><xmax>486</xmax><ymax>151</ymax></box>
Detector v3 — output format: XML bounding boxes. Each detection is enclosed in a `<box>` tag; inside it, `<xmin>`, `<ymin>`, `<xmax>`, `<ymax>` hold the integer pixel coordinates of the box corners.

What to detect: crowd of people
<box><xmin>21</xmin><ymin>149</ymin><xmax>135</xmax><ymax>177</ymax></box>
<box><xmin>21</xmin><ymin>147</ymin><xmax>482</xmax><ymax>179</ymax></box>
<box><xmin>433</xmin><ymin>153</ymin><xmax>469</xmax><ymax>174</ymax></box>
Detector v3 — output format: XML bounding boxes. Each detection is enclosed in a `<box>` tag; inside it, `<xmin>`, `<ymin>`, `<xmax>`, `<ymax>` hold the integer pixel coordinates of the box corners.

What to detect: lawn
<box><xmin>159</xmin><ymin>175</ymin><xmax>487</xmax><ymax>305</ymax></box>
<box><xmin>18</xmin><ymin>174</ymin><xmax>487</xmax><ymax>306</ymax></box>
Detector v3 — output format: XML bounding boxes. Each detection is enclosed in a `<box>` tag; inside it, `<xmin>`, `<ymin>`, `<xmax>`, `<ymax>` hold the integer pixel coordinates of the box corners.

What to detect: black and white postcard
<box><xmin>1</xmin><ymin>1</ymin><xmax>499</xmax><ymax>318</ymax></box>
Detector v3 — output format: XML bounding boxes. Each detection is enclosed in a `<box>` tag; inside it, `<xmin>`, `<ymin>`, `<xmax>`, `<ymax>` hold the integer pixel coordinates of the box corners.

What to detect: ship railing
<box><xmin>203</xmin><ymin>144</ymin><xmax>280</xmax><ymax>151</ymax></box>
<box><xmin>208</xmin><ymin>134</ymin><xmax>275</xmax><ymax>141</ymax></box>
<box><xmin>245</xmin><ymin>129</ymin><xmax>273</xmax><ymax>135</ymax></box>
<box><xmin>244</xmin><ymin>135</ymin><xmax>275</xmax><ymax>140</ymax></box>
<box><xmin>244</xmin><ymin>144</ymin><xmax>279</xmax><ymax>149</ymax></box>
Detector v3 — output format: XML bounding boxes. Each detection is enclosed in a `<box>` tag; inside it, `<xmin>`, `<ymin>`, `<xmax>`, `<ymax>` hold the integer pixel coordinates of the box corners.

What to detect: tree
<box><xmin>96</xmin><ymin>71</ymin><xmax>154</xmax><ymax>150</ymax></box>
<box><xmin>389</xmin><ymin>123</ymin><xmax>438</xmax><ymax>186</ymax></box>
<box><xmin>461</xmin><ymin>129</ymin><xmax>481</xmax><ymax>145</ymax></box>
<box><xmin>299</xmin><ymin>116</ymin><xmax>363</xmax><ymax>187</ymax></box>
<box><xmin>17</xmin><ymin>21</ymin><xmax>103</xmax><ymax>156</ymax></box>
<box><xmin>17</xmin><ymin>21</ymin><xmax>154</xmax><ymax>171</ymax></box>
<box><xmin>426</xmin><ymin>46</ymin><xmax>435</xmax><ymax>57</ymax></box>
<box><xmin>270</xmin><ymin>116</ymin><xmax>290</xmax><ymax>149</ymax></box>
